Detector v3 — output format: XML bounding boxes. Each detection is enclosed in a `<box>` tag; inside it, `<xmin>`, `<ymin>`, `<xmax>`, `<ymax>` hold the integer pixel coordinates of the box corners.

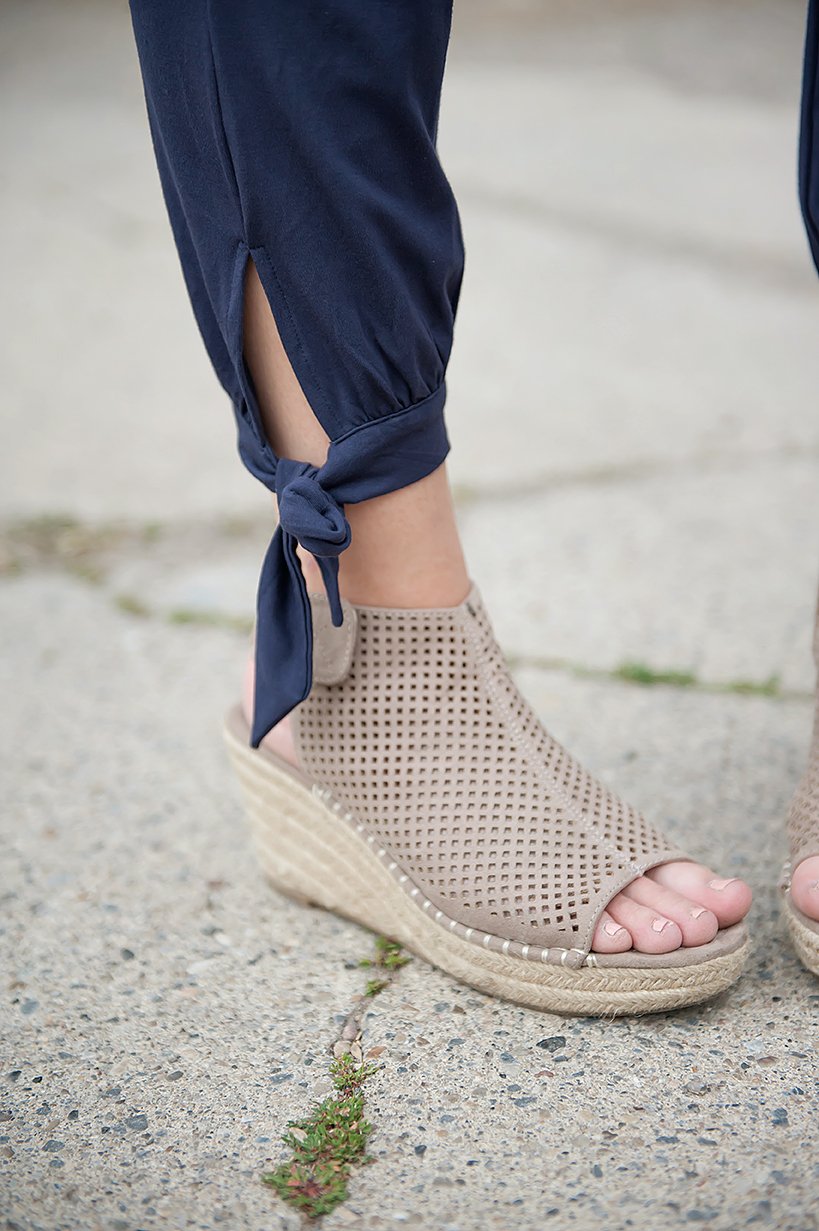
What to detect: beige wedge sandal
<box><xmin>782</xmin><ymin>602</ymin><xmax>819</xmax><ymax>976</ymax></box>
<box><xmin>224</xmin><ymin>585</ymin><xmax>749</xmax><ymax>1016</ymax></box>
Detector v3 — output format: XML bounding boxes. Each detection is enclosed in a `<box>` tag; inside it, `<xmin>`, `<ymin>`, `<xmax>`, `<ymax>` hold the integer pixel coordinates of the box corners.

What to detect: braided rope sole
<box><xmin>783</xmin><ymin>899</ymin><xmax>819</xmax><ymax>977</ymax></box>
<box><xmin>225</xmin><ymin>716</ymin><xmax>748</xmax><ymax>1016</ymax></box>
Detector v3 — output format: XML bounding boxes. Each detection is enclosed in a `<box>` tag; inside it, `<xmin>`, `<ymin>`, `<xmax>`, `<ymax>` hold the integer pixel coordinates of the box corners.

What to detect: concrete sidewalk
<box><xmin>2</xmin><ymin>2</ymin><xmax>818</xmax><ymax>1228</ymax></box>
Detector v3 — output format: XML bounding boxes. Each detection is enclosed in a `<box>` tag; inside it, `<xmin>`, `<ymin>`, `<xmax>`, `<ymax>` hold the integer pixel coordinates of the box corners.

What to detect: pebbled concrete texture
<box><xmin>2</xmin><ymin>579</ymin><xmax>817</xmax><ymax>1231</ymax></box>
<box><xmin>2</xmin><ymin>2</ymin><xmax>819</xmax><ymax>1231</ymax></box>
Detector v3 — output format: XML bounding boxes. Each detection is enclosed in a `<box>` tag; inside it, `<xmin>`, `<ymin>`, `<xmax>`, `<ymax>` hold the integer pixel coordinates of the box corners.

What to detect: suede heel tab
<box><xmin>310</xmin><ymin>592</ymin><xmax>358</xmax><ymax>685</ymax></box>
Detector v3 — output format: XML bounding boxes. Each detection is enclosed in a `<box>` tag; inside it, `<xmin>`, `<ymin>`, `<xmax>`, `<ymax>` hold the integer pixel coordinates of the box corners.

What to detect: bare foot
<box><xmin>791</xmin><ymin>855</ymin><xmax>819</xmax><ymax>920</ymax></box>
<box><xmin>590</xmin><ymin>861</ymin><xmax>751</xmax><ymax>955</ymax></box>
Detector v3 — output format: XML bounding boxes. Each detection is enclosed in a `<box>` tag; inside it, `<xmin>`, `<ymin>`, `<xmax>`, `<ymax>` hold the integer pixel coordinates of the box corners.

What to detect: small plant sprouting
<box><xmin>724</xmin><ymin>674</ymin><xmax>780</xmax><ymax>698</ymax></box>
<box><xmin>358</xmin><ymin>935</ymin><xmax>411</xmax><ymax>975</ymax></box>
<box><xmin>262</xmin><ymin>935</ymin><xmax>411</xmax><ymax>1216</ymax></box>
<box><xmin>614</xmin><ymin>661</ymin><xmax>698</xmax><ymax>689</ymax></box>
<box><xmin>330</xmin><ymin>1054</ymin><xmax>380</xmax><ymax>1093</ymax></box>
<box><xmin>261</xmin><ymin>1058</ymin><xmax>380</xmax><ymax>1218</ymax></box>
<box><xmin>374</xmin><ymin>935</ymin><xmax>412</xmax><ymax>971</ymax></box>
<box><xmin>115</xmin><ymin>592</ymin><xmax>151</xmax><ymax>618</ymax></box>
<box><xmin>614</xmin><ymin>660</ymin><xmax>784</xmax><ymax>699</ymax></box>
<box><xmin>261</xmin><ymin>936</ymin><xmax>411</xmax><ymax>1217</ymax></box>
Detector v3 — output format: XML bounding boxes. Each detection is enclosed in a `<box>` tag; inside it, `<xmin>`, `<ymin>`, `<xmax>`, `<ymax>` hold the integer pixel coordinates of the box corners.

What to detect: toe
<box><xmin>621</xmin><ymin>877</ymin><xmax>719</xmax><ymax>947</ymax></box>
<box><xmin>647</xmin><ymin>861</ymin><xmax>752</xmax><ymax>928</ymax></box>
<box><xmin>607</xmin><ymin>893</ymin><xmax>683</xmax><ymax>954</ymax></box>
<box><xmin>790</xmin><ymin>855</ymin><xmax>819</xmax><ymax>921</ymax></box>
<box><xmin>591</xmin><ymin>910</ymin><xmax>632</xmax><ymax>954</ymax></box>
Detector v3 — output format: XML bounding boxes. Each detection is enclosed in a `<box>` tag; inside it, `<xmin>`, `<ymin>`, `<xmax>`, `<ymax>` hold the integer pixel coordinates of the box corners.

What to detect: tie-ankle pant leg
<box><xmin>801</xmin><ymin>0</ymin><xmax>819</xmax><ymax>273</ymax></box>
<box><xmin>128</xmin><ymin>1</ymin><xmax>465</xmax><ymax>744</ymax></box>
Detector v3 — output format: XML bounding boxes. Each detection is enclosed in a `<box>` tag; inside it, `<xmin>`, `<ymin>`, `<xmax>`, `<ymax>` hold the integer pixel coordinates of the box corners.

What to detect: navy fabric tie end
<box><xmin>276</xmin><ymin>461</ymin><xmax>350</xmax><ymax>628</ymax></box>
<box><xmin>277</xmin><ymin>459</ymin><xmax>351</xmax><ymax>636</ymax></box>
<box><xmin>250</xmin><ymin>458</ymin><xmax>352</xmax><ymax>748</ymax></box>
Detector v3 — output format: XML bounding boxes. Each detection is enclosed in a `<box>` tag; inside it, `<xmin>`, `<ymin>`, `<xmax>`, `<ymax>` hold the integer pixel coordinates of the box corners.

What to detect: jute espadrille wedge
<box><xmin>781</xmin><ymin>599</ymin><xmax>819</xmax><ymax>977</ymax></box>
<box><xmin>224</xmin><ymin>585</ymin><xmax>749</xmax><ymax>1016</ymax></box>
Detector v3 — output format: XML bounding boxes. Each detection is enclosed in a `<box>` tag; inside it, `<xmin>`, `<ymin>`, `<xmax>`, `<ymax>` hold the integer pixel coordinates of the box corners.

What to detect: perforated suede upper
<box><xmin>293</xmin><ymin>586</ymin><xmax>689</xmax><ymax>954</ymax></box>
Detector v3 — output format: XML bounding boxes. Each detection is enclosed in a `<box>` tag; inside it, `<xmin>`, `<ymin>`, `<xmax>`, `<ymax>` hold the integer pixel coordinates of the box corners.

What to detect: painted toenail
<box><xmin>690</xmin><ymin>907</ymin><xmax>707</xmax><ymax>919</ymax></box>
<box><xmin>651</xmin><ymin>918</ymin><xmax>670</xmax><ymax>933</ymax></box>
<box><xmin>603</xmin><ymin>921</ymin><xmax>624</xmax><ymax>937</ymax></box>
<box><xmin>707</xmin><ymin>878</ymin><xmax>737</xmax><ymax>891</ymax></box>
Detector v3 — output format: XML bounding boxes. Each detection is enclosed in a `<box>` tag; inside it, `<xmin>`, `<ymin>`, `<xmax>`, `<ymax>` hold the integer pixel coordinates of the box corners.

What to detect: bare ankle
<box><xmin>243</xmin><ymin>650</ymin><xmax>300</xmax><ymax>767</ymax></box>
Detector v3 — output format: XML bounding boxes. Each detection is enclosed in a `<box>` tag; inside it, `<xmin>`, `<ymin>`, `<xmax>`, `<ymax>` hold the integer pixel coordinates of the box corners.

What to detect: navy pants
<box><xmin>130</xmin><ymin>2</ymin><xmax>819</xmax><ymax>747</ymax></box>
<box><xmin>129</xmin><ymin>1</ymin><xmax>463</xmax><ymax>746</ymax></box>
<box><xmin>801</xmin><ymin>0</ymin><xmax>819</xmax><ymax>275</ymax></box>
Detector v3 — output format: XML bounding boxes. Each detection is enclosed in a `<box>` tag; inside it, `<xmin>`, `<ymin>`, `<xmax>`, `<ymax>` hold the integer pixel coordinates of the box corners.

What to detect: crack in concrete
<box><xmin>508</xmin><ymin>652</ymin><xmax>812</xmax><ymax>703</ymax></box>
<box><xmin>0</xmin><ymin>513</ymin><xmax>267</xmax><ymax>581</ymax></box>
<box><xmin>101</xmin><ymin>585</ymin><xmax>819</xmax><ymax>705</ymax></box>
<box><xmin>3</xmin><ymin>440</ymin><xmax>817</xmax><ymax>557</ymax></box>
<box><xmin>1</xmin><ymin>512</ymin><xmax>810</xmax><ymax>703</ymax></box>
<box><xmin>261</xmin><ymin>936</ymin><xmax>410</xmax><ymax>1219</ymax></box>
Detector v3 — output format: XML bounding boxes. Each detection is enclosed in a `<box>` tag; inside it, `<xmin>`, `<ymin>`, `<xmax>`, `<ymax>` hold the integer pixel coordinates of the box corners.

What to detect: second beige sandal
<box><xmin>225</xmin><ymin>586</ymin><xmax>749</xmax><ymax>1016</ymax></box>
<box><xmin>781</xmin><ymin>594</ymin><xmax>819</xmax><ymax>976</ymax></box>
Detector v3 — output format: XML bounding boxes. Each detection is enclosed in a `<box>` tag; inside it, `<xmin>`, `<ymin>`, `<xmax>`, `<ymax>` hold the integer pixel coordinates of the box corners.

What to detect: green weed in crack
<box><xmin>261</xmin><ymin>934</ymin><xmax>411</xmax><ymax>1219</ymax></box>
<box><xmin>358</xmin><ymin>935</ymin><xmax>412</xmax><ymax>974</ymax></box>
<box><xmin>261</xmin><ymin>1056</ymin><xmax>379</xmax><ymax>1218</ymax></box>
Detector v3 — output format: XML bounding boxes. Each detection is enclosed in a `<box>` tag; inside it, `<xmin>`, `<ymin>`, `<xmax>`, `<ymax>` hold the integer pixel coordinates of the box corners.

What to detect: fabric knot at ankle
<box><xmin>250</xmin><ymin>456</ymin><xmax>352</xmax><ymax>748</ymax></box>
<box><xmin>276</xmin><ymin>460</ymin><xmax>351</xmax><ymax>625</ymax></box>
<box><xmin>236</xmin><ymin>377</ymin><xmax>451</xmax><ymax>749</ymax></box>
